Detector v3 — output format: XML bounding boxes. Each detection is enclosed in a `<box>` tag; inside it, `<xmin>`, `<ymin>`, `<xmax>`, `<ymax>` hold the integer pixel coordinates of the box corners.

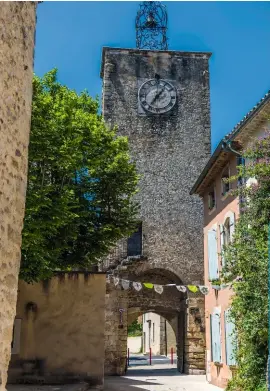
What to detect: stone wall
<box><xmin>101</xmin><ymin>47</ymin><xmax>211</xmax><ymax>285</ymax></box>
<box><xmin>101</xmin><ymin>47</ymin><xmax>211</xmax><ymax>375</ymax></box>
<box><xmin>8</xmin><ymin>273</ymin><xmax>106</xmax><ymax>388</ymax></box>
<box><xmin>105</xmin><ymin>286</ymin><xmax>128</xmax><ymax>376</ymax></box>
<box><xmin>185</xmin><ymin>297</ymin><xmax>206</xmax><ymax>374</ymax></box>
<box><xmin>101</xmin><ymin>47</ymin><xmax>211</xmax><ymax>376</ymax></box>
<box><xmin>166</xmin><ymin>320</ymin><xmax>177</xmax><ymax>354</ymax></box>
<box><xmin>0</xmin><ymin>3</ymin><xmax>36</xmax><ymax>390</ymax></box>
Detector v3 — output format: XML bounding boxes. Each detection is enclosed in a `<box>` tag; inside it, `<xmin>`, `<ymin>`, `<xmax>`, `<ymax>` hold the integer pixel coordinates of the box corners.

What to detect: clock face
<box><xmin>138</xmin><ymin>79</ymin><xmax>177</xmax><ymax>114</ymax></box>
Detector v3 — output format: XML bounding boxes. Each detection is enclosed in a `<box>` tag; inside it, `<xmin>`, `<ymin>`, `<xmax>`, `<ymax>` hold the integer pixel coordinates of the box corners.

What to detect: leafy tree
<box><xmin>128</xmin><ymin>320</ymin><xmax>143</xmax><ymax>337</ymax></box>
<box><xmin>223</xmin><ymin>133</ymin><xmax>270</xmax><ymax>391</ymax></box>
<box><xmin>21</xmin><ymin>69</ymin><xmax>139</xmax><ymax>283</ymax></box>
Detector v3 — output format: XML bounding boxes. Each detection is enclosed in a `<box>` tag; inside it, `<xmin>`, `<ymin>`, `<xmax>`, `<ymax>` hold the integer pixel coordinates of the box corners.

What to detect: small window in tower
<box><xmin>127</xmin><ymin>223</ymin><xmax>142</xmax><ymax>257</ymax></box>
<box><xmin>208</xmin><ymin>187</ymin><xmax>216</xmax><ymax>211</ymax></box>
<box><xmin>221</xmin><ymin>165</ymin><xmax>230</xmax><ymax>196</ymax></box>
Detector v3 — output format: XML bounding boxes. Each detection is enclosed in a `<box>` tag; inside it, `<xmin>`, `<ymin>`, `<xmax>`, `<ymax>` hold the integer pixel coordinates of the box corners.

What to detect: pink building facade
<box><xmin>191</xmin><ymin>90</ymin><xmax>270</xmax><ymax>388</ymax></box>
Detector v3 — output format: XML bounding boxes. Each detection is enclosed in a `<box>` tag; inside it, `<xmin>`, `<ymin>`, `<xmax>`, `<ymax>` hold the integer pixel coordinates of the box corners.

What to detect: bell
<box><xmin>145</xmin><ymin>12</ymin><xmax>157</xmax><ymax>28</ymax></box>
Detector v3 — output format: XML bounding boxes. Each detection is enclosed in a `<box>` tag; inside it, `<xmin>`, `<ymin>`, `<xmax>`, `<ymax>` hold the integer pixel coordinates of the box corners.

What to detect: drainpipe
<box><xmin>147</xmin><ymin>320</ymin><xmax>151</xmax><ymax>353</ymax></box>
<box><xmin>222</xmin><ymin>139</ymin><xmax>242</xmax><ymax>157</ymax></box>
<box><xmin>165</xmin><ymin>320</ymin><xmax>167</xmax><ymax>356</ymax></box>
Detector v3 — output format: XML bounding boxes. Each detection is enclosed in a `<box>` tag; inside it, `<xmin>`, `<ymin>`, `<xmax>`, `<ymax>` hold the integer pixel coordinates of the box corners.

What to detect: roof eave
<box><xmin>189</xmin><ymin>141</ymin><xmax>225</xmax><ymax>195</ymax></box>
<box><xmin>191</xmin><ymin>91</ymin><xmax>270</xmax><ymax>196</ymax></box>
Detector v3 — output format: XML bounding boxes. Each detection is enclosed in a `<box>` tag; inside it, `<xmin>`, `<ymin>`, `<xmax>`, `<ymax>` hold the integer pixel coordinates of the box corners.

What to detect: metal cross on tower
<box><xmin>135</xmin><ymin>1</ymin><xmax>168</xmax><ymax>50</ymax></box>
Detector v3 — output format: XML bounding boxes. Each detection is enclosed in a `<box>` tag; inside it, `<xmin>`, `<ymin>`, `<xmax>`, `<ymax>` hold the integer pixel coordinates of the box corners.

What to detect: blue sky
<box><xmin>35</xmin><ymin>1</ymin><xmax>270</xmax><ymax>150</ymax></box>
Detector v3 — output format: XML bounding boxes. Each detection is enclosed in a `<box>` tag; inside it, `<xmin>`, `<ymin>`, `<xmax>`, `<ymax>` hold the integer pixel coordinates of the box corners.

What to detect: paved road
<box><xmin>104</xmin><ymin>363</ymin><xmax>223</xmax><ymax>391</ymax></box>
<box><xmin>7</xmin><ymin>356</ymin><xmax>223</xmax><ymax>391</ymax></box>
<box><xmin>129</xmin><ymin>354</ymin><xmax>173</xmax><ymax>366</ymax></box>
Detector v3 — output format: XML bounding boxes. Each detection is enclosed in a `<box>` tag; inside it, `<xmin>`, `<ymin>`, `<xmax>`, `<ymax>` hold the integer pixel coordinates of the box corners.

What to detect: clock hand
<box><xmin>151</xmin><ymin>86</ymin><xmax>165</xmax><ymax>105</ymax></box>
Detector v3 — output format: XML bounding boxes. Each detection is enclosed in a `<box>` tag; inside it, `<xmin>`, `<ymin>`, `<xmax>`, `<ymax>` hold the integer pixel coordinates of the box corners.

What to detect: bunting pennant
<box><xmin>154</xmin><ymin>284</ymin><xmax>163</xmax><ymax>294</ymax></box>
<box><xmin>133</xmin><ymin>281</ymin><xmax>142</xmax><ymax>291</ymax></box>
<box><xmin>199</xmin><ymin>286</ymin><xmax>209</xmax><ymax>295</ymax></box>
<box><xmin>106</xmin><ymin>275</ymin><xmax>211</xmax><ymax>295</ymax></box>
<box><xmin>122</xmin><ymin>279</ymin><xmax>130</xmax><ymax>290</ymax></box>
<box><xmin>176</xmin><ymin>285</ymin><xmax>187</xmax><ymax>293</ymax></box>
<box><xmin>187</xmin><ymin>285</ymin><xmax>198</xmax><ymax>293</ymax></box>
<box><xmin>143</xmin><ymin>282</ymin><xmax>154</xmax><ymax>289</ymax></box>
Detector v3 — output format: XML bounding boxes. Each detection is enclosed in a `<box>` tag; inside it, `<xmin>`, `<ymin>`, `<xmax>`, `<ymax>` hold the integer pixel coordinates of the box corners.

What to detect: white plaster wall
<box><xmin>142</xmin><ymin>312</ymin><xmax>161</xmax><ymax>355</ymax></box>
<box><xmin>127</xmin><ymin>337</ymin><xmax>142</xmax><ymax>354</ymax></box>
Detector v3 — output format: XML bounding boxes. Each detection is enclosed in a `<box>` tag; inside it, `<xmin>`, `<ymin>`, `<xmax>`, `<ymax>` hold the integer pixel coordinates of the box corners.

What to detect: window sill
<box><xmin>211</xmin><ymin>285</ymin><xmax>221</xmax><ymax>290</ymax></box>
<box><xmin>214</xmin><ymin>362</ymin><xmax>223</xmax><ymax>368</ymax></box>
<box><xmin>208</xmin><ymin>206</ymin><xmax>216</xmax><ymax>216</ymax></box>
<box><xmin>221</xmin><ymin>192</ymin><xmax>230</xmax><ymax>201</ymax></box>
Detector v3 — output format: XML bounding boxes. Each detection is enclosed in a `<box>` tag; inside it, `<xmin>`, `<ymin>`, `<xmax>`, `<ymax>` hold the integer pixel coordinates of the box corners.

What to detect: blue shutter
<box><xmin>219</xmin><ymin>224</ymin><xmax>225</xmax><ymax>266</ymax></box>
<box><xmin>208</xmin><ymin>229</ymin><xmax>218</xmax><ymax>280</ymax></box>
<box><xmin>211</xmin><ymin>313</ymin><xmax>221</xmax><ymax>363</ymax></box>
<box><xmin>225</xmin><ymin>309</ymin><xmax>236</xmax><ymax>366</ymax></box>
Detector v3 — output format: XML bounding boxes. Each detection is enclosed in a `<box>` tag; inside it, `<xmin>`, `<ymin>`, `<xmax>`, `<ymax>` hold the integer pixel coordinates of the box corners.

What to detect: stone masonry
<box><xmin>101</xmin><ymin>48</ymin><xmax>211</xmax><ymax>375</ymax></box>
<box><xmin>0</xmin><ymin>3</ymin><xmax>36</xmax><ymax>390</ymax></box>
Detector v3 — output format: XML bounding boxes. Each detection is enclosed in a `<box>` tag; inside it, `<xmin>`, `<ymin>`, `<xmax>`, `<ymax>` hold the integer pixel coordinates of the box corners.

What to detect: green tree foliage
<box><xmin>128</xmin><ymin>319</ymin><xmax>143</xmax><ymax>337</ymax></box>
<box><xmin>223</xmin><ymin>134</ymin><xmax>270</xmax><ymax>391</ymax></box>
<box><xmin>21</xmin><ymin>69</ymin><xmax>139</xmax><ymax>283</ymax></box>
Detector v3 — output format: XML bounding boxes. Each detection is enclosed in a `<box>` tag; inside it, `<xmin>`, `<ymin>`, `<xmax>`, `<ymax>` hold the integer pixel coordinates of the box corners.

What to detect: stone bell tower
<box><xmin>101</xmin><ymin>1</ymin><xmax>211</xmax><ymax>375</ymax></box>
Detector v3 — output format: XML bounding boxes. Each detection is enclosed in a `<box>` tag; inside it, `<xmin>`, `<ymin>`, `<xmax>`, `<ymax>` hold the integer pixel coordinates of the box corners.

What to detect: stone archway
<box><xmin>128</xmin><ymin>307</ymin><xmax>184</xmax><ymax>372</ymax></box>
<box><xmin>104</xmin><ymin>266</ymin><xmax>205</xmax><ymax>376</ymax></box>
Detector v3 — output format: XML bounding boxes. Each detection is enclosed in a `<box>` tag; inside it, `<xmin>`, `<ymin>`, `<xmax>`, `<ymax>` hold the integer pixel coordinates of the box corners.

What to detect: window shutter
<box><xmin>225</xmin><ymin>309</ymin><xmax>236</xmax><ymax>366</ymax></box>
<box><xmin>228</xmin><ymin>212</ymin><xmax>235</xmax><ymax>241</ymax></box>
<box><xmin>208</xmin><ymin>229</ymin><xmax>218</xmax><ymax>280</ymax></box>
<box><xmin>211</xmin><ymin>313</ymin><xmax>221</xmax><ymax>363</ymax></box>
<box><xmin>219</xmin><ymin>224</ymin><xmax>224</xmax><ymax>266</ymax></box>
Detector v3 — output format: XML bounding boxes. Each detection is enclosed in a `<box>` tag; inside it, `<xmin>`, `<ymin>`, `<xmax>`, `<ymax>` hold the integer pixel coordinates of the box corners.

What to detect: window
<box><xmin>152</xmin><ymin>323</ymin><xmax>155</xmax><ymax>343</ymax></box>
<box><xmin>225</xmin><ymin>309</ymin><xmax>236</xmax><ymax>366</ymax></box>
<box><xmin>221</xmin><ymin>165</ymin><xmax>230</xmax><ymax>197</ymax></box>
<box><xmin>220</xmin><ymin>212</ymin><xmax>235</xmax><ymax>266</ymax></box>
<box><xmin>210</xmin><ymin>311</ymin><xmax>221</xmax><ymax>363</ymax></box>
<box><xmin>208</xmin><ymin>227</ymin><xmax>219</xmax><ymax>280</ymax></box>
<box><xmin>127</xmin><ymin>223</ymin><xmax>142</xmax><ymax>256</ymax></box>
<box><xmin>208</xmin><ymin>188</ymin><xmax>216</xmax><ymax>211</ymax></box>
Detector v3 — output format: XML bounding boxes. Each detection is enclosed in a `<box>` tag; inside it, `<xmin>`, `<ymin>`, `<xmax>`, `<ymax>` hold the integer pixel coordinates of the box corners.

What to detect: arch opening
<box><xmin>105</xmin><ymin>266</ymin><xmax>205</xmax><ymax>376</ymax></box>
<box><xmin>128</xmin><ymin>311</ymin><xmax>177</xmax><ymax>358</ymax></box>
<box><xmin>127</xmin><ymin>306</ymin><xmax>185</xmax><ymax>373</ymax></box>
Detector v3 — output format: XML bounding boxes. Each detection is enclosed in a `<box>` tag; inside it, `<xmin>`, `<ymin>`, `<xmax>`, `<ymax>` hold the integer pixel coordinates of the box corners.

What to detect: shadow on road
<box><xmin>127</xmin><ymin>367</ymin><xmax>180</xmax><ymax>377</ymax></box>
<box><xmin>104</xmin><ymin>376</ymin><xmax>161</xmax><ymax>391</ymax></box>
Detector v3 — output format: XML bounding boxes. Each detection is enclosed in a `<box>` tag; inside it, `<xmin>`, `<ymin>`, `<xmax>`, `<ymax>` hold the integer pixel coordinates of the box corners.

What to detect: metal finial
<box><xmin>136</xmin><ymin>1</ymin><xmax>168</xmax><ymax>51</ymax></box>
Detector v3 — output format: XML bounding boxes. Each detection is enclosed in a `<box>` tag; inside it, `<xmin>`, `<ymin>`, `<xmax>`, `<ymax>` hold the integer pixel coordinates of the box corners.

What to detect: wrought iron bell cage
<box><xmin>136</xmin><ymin>1</ymin><xmax>168</xmax><ymax>51</ymax></box>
